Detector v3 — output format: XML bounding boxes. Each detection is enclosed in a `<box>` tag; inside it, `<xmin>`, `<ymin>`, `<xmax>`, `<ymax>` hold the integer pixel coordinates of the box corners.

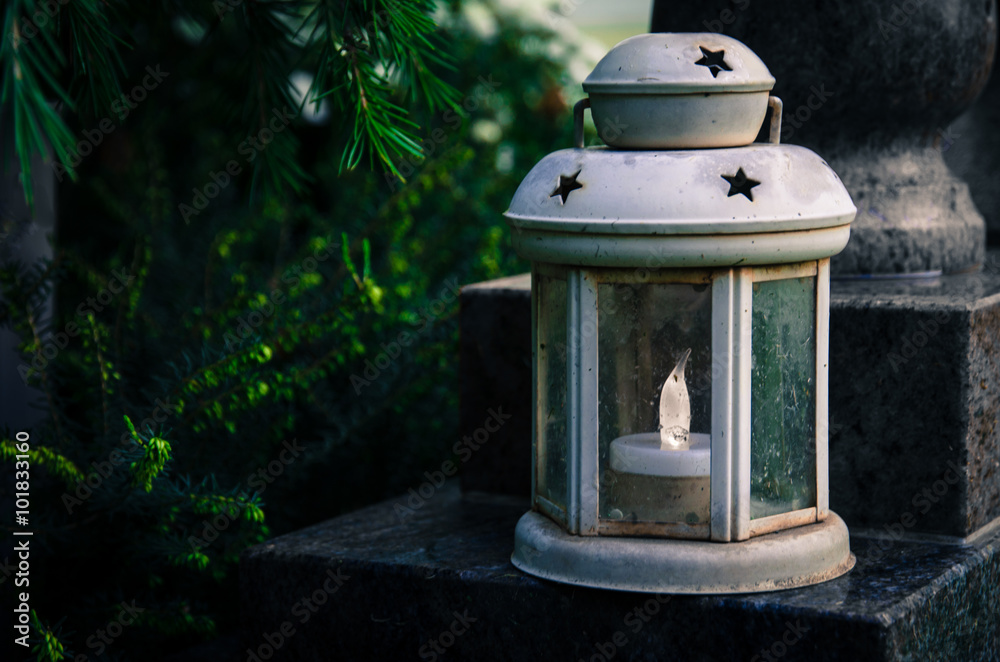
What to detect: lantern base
<box><xmin>511</xmin><ymin>510</ymin><xmax>855</xmax><ymax>594</ymax></box>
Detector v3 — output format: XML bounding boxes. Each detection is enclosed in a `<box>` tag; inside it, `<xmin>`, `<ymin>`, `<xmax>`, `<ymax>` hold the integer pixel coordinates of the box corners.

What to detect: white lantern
<box><xmin>507</xmin><ymin>33</ymin><xmax>857</xmax><ymax>593</ymax></box>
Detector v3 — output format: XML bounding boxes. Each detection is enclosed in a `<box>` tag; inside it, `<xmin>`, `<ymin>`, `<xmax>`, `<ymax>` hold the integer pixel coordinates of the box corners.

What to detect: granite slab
<box><xmin>240</xmin><ymin>486</ymin><xmax>1000</xmax><ymax>661</ymax></box>
<box><xmin>459</xmin><ymin>274</ymin><xmax>532</xmax><ymax>497</ymax></box>
<box><xmin>829</xmin><ymin>257</ymin><xmax>1000</xmax><ymax>538</ymax></box>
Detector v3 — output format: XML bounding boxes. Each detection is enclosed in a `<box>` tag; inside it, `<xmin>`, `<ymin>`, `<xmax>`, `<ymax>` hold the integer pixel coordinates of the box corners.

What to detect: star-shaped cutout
<box><xmin>695</xmin><ymin>47</ymin><xmax>732</xmax><ymax>78</ymax></box>
<box><xmin>721</xmin><ymin>168</ymin><xmax>760</xmax><ymax>201</ymax></box>
<box><xmin>550</xmin><ymin>170</ymin><xmax>583</xmax><ymax>204</ymax></box>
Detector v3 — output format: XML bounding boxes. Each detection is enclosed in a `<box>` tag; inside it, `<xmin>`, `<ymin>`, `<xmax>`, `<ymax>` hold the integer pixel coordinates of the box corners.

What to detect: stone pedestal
<box><xmin>651</xmin><ymin>0</ymin><xmax>998</xmax><ymax>276</ymax></box>
<box><xmin>240</xmin><ymin>485</ymin><xmax>1000</xmax><ymax>661</ymax></box>
<box><xmin>458</xmin><ymin>274</ymin><xmax>531</xmax><ymax>497</ymax></box>
<box><xmin>823</xmin><ymin>142</ymin><xmax>984</xmax><ymax>276</ymax></box>
<box><xmin>829</xmin><ymin>259</ymin><xmax>1000</xmax><ymax>540</ymax></box>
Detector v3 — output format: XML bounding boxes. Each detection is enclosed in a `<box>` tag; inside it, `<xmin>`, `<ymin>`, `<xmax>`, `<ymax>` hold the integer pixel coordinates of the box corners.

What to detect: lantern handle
<box><xmin>767</xmin><ymin>96</ymin><xmax>783</xmax><ymax>144</ymax></box>
<box><xmin>573</xmin><ymin>98</ymin><xmax>591</xmax><ymax>149</ymax></box>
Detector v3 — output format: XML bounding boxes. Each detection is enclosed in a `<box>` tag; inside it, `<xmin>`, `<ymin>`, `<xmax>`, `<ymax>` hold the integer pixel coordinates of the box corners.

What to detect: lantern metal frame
<box><xmin>531</xmin><ymin>259</ymin><xmax>831</xmax><ymax>538</ymax></box>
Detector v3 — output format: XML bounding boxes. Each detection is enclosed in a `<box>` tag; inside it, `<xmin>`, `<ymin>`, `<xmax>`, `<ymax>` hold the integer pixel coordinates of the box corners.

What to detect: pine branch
<box><xmin>1</xmin><ymin>0</ymin><xmax>126</xmax><ymax>206</ymax></box>
<box><xmin>236</xmin><ymin>0</ymin><xmax>310</xmax><ymax>197</ymax></box>
<box><xmin>371</xmin><ymin>0</ymin><xmax>460</xmax><ymax>112</ymax></box>
<box><xmin>1</xmin><ymin>1</ymin><xmax>78</xmax><ymax>206</ymax></box>
<box><xmin>308</xmin><ymin>0</ymin><xmax>460</xmax><ymax>179</ymax></box>
<box><xmin>64</xmin><ymin>0</ymin><xmax>128</xmax><ymax>118</ymax></box>
<box><xmin>4</xmin><ymin>0</ymin><xmax>459</xmax><ymax>203</ymax></box>
<box><xmin>0</xmin><ymin>439</ymin><xmax>85</xmax><ymax>489</ymax></box>
<box><xmin>340</xmin><ymin>42</ymin><xmax>424</xmax><ymax>178</ymax></box>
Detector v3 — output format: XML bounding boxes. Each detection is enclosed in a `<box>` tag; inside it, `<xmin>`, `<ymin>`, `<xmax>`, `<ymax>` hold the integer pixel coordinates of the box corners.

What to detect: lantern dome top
<box><xmin>582</xmin><ymin>33</ymin><xmax>776</xmax><ymax>148</ymax></box>
<box><xmin>583</xmin><ymin>33</ymin><xmax>775</xmax><ymax>95</ymax></box>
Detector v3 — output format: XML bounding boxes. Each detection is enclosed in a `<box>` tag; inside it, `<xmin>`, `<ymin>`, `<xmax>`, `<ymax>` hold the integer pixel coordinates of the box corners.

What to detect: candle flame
<box><xmin>659</xmin><ymin>348</ymin><xmax>692</xmax><ymax>451</ymax></box>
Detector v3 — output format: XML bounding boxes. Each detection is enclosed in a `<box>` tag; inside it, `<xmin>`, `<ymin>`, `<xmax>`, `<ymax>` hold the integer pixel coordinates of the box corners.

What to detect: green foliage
<box><xmin>124</xmin><ymin>416</ymin><xmax>172</xmax><ymax>493</ymax></box>
<box><xmin>307</xmin><ymin>0</ymin><xmax>462</xmax><ymax>178</ymax></box>
<box><xmin>0</xmin><ymin>440</ymin><xmax>83</xmax><ymax>488</ymax></box>
<box><xmin>2</xmin><ymin>0</ymin><xmax>463</xmax><ymax>204</ymax></box>
<box><xmin>1</xmin><ymin>0</ymin><xmax>602</xmax><ymax>659</ymax></box>
<box><xmin>29</xmin><ymin>611</ymin><xmax>67</xmax><ymax>662</ymax></box>
<box><xmin>1</xmin><ymin>0</ymin><xmax>124</xmax><ymax>204</ymax></box>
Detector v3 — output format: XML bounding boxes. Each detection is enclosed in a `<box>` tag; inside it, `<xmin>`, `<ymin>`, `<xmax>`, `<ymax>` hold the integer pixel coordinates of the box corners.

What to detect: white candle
<box><xmin>610</xmin><ymin>347</ymin><xmax>708</xmax><ymax>477</ymax></box>
<box><xmin>611</xmin><ymin>432</ymin><xmax>711</xmax><ymax>477</ymax></box>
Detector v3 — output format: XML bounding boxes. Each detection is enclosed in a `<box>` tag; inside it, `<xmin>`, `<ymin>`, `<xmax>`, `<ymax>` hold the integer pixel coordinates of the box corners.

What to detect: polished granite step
<box><xmin>240</xmin><ymin>485</ymin><xmax>1000</xmax><ymax>661</ymax></box>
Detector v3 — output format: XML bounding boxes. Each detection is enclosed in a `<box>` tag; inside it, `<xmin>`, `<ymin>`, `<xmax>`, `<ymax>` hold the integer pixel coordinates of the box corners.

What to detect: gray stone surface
<box><xmin>459</xmin><ymin>274</ymin><xmax>531</xmax><ymax>497</ymax></box>
<box><xmin>822</xmin><ymin>142</ymin><xmax>984</xmax><ymax>276</ymax></box>
<box><xmin>829</xmin><ymin>256</ymin><xmax>1000</xmax><ymax>538</ymax></box>
<box><xmin>650</xmin><ymin>0</ymin><xmax>997</xmax><ymax>275</ymax></box>
<box><xmin>457</xmin><ymin>265</ymin><xmax>1000</xmax><ymax>538</ymax></box>
<box><xmin>240</xmin><ymin>485</ymin><xmax>1000</xmax><ymax>661</ymax></box>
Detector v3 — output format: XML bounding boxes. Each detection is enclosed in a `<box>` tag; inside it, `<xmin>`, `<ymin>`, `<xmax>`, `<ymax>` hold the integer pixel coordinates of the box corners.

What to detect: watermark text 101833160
<box><xmin>12</xmin><ymin>431</ymin><xmax>33</xmax><ymax>648</ymax></box>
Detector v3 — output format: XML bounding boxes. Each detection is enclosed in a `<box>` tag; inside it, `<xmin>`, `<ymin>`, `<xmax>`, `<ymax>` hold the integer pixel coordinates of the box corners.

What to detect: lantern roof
<box><xmin>583</xmin><ymin>33</ymin><xmax>775</xmax><ymax>95</ymax></box>
<box><xmin>505</xmin><ymin>145</ymin><xmax>856</xmax><ymax>235</ymax></box>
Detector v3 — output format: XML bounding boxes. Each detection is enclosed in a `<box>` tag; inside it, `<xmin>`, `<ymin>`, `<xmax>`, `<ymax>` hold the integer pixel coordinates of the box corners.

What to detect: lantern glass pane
<box><xmin>596</xmin><ymin>281</ymin><xmax>713</xmax><ymax>535</ymax></box>
<box><xmin>537</xmin><ymin>275</ymin><xmax>568</xmax><ymax>516</ymax></box>
<box><xmin>750</xmin><ymin>276</ymin><xmax>817</xmax><ymax>519</ymax></box>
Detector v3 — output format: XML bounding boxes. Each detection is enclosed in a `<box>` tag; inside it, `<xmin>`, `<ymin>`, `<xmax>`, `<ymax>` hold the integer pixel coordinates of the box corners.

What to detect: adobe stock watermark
<box><xmin>702</xmin><ymin>0</ymin><xmax>752</xmax><ymax>32</ymax></box>
<box><xmin>964</xmin><ymin>252</ymin><xmax>1000</xmax><ymax>300</ymax></box>
<box><xmin>418</xmin><ymin>610</ymin><xmax>478</xmax><ymax>661</ymax></box>
<box><xmin>223</xmin><ymin>238</ymin><xmax>340</xmax><ymax>352</ymax></box>
<box><xmin>6</xmin><ymin>0</ymin><xmax>70</xmax><ymax>48</ymax></box>
<box><xmin>52</xmin><ymin>66</ymin><xmax>170</xmax><ymax>182</ymax></box>
<box><xmin>19</xmin><ymin>267</ymin><xmax>137</xmax><ymax>384</ymax></box>
<box><xmin>750</xmin><ymin>619</ymin><xmax>811</xmax><ymax>662</ymax></box>
<box><xmin>385</xmin><ymin>76</ymin><xmax>502</xmax><ymax>191</ymax></box>
<box><xmin>213</xmin><ymin>0</ymin><xmax>245</xmax><ymax>19</ymax></box>
<box><xmin>393</xmin><ymin>406</ymin><xmax>512</xmax><ymax>521</ymax></box>
<box><xmin>859</xmin><ymin>460</ymin><xmax>963</xmax><ymax>562</ymax></box>
<box><xmin>75</xmin><ymin>600</ymin><xmax>146</xmax><ymax>660</ymax></box>
<box><xmin>188</xmin><ymin>439</ymin><xmax>305</xmax><ymax>553</ymax></box>
<box><xmin>245</xmin><ymin>566</ymin><xmax>350</xmax><ymax>661</ymax></box>
<box><xmin>885</xmin><ymin>309</ymin><xmax>951</xmax><ymax>373</ymax></box>
<box><xmin>878</xmin><ymin>0</ymin><xmax>930</xmax><ymax>40</ymax></box>
<box><xmin>780</xmin><ymin>84</ymin><xmax>834</xmax><ymax>143</ymax></box>
<box><xmin>545</xmin><ymin>0</ymin><xmax>587</xmax><ymax>28</ymax></box>
<box><xmin>580</xmin><ymin>593</ymin><xmax>672</xmax><ymax>662</ymax></box>
<box><xmin>61</xmin><ymin>398</ymin><xmax>179</xmax><ymax>514</ymax></box>
<box><xmin>936</xmin><ymin>125</ymin><xmax>961</xmax><ymax>153</ymax></box>
<box><xmin>179</xmin><ymin>106</ymin><xmax>298</xmax><ymax>222</ymax></box>
<box><xmin>591</xmin><ymin>114</ymin><xmax>629</xmax><ymax>148</ymax></box>
<box><xmin>350</xmin><ymin>278</ymin><xmax>461</xmax><ymax>394</ymax></box>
